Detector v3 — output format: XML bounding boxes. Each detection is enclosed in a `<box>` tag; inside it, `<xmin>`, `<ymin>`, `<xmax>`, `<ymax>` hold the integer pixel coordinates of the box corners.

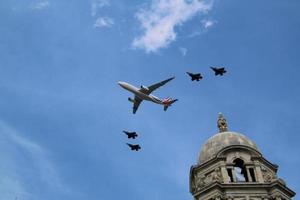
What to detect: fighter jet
<box><xmin>186</xmin><ymin>72</ymin><xmax>203</xmax><ymax>81</ymax></box>
<box><xmin>210</xmin><ymin>67</ymin><xmax>227</xmax><ymax>76</ymax></box>
<box><xmin>123</xmin><ymin>130</ymin><xmax>138</xmax><ymax>139</ymax></box>
<box><xmin>118</xmin><ymin>77</ymin><xmax>178</xmax><ymax>114</ymax></box>
<box><xmin>126</xmin><ymin>143</ymin><xmax>141</xmax><ymax>151</ymax></box>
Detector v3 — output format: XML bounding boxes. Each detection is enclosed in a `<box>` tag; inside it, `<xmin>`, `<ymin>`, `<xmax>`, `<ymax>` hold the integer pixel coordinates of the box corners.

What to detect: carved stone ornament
<box><xmin>193</xmin><ymin>168</ymin><xmax>223</xmax><ymax>192</ymax></box>
<box><xmin>212</xmin><ymin>194</ymin><xmax>225</xmax><ymax>200</ymax></box>
<box><xmin>194</xmin><ymin>173</ymin><xmax>206</xmax><ymax>191</ymax></box>
<box><xmin>271</xmin><ymin>194</ymin><xmax>282</xmax><ymax>200</ymax></box>
<box><xmin>217</xmin><ymin>113</ymin><xmax>228</xmax><ymax>132</ymax></box>
<box><xmin>261</xmin><ymin>167</ymin><xmax>277</xmax><ymax>183</ymax></box>
<box><xmin>211</xmin><ymin>168</ymin><xmax>222</xmax><ymax>183</ymax></box>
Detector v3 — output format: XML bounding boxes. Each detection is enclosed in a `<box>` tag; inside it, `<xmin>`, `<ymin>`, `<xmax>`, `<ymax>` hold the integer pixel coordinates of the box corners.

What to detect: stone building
<box><xmin>189</xmin><ymin>113</ymin><xmax>296</xmax><ymax>200</ymax></box>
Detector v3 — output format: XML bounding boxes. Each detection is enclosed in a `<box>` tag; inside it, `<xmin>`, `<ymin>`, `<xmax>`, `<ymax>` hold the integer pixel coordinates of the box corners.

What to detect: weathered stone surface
<box><xmin>199</xmin><ymin>131</ymin><xmax>259</xmax><ymax>164</ymax></box>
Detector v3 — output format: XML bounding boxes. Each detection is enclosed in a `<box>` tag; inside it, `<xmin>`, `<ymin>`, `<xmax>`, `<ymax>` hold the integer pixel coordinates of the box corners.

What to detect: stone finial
<box><xmin>217</xmin><ymin>113</ymin><xmax>228</xmax><ymax>132</ymax></box>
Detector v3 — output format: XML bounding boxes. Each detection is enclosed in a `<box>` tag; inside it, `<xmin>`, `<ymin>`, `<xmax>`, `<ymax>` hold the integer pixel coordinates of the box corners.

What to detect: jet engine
<box><xmin>128</xmin><ymin>97</ymin><xmax>135</xmax><ymax>103</ymax></box>
<box><xmin>140</xmin><ymin>85</ymin><xmax>149</xmax><ymax>91</ymax></box>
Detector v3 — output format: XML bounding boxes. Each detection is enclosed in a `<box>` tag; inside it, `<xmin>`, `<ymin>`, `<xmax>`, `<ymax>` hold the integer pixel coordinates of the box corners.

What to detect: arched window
<box><xmin>233</xmin><ymin>158</ymin><xmax>248</xmax><ymax>182</ymax></box>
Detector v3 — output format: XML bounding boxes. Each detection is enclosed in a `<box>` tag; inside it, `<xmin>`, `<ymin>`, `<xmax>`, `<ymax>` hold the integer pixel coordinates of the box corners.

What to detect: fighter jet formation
<box><xmin>119</xmin><ymin>66</ymin><xmax>227</xmax><ymax>151</ymax></box>
<box><xmin>122</xmin><ymin>130</ymin><xmax>141</xmax><ymax>151</ymax></box>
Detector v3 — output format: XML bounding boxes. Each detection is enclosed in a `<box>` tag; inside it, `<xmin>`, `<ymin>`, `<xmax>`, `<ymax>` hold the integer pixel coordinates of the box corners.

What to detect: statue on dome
<box><xmin>217</xmin><ymin>113</ymin><xmax>228</xmax><ymax>132</ymax></box>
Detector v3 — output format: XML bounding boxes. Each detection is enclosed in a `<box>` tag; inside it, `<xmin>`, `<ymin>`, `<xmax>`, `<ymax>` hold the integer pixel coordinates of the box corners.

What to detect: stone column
<box><xmin>220</xmin><ymin>162</ymin><xmax>229</xmax><ymax>183</ymax></box>
<box><xmin>245</xmin><ymin>167</ymin><xmax>252</xmax><ymax>182</ymax></box>
<box><xmin>254</xmin><ymin>161</ymin><xmax>264</xmax><ymax>183</ymax></box>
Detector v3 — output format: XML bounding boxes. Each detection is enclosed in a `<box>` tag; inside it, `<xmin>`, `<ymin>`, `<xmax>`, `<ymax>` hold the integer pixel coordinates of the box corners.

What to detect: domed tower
<box><xmin>189</xmin><ymin>113</ymin><xmax>295</xmax><ymax>200</ymax></box>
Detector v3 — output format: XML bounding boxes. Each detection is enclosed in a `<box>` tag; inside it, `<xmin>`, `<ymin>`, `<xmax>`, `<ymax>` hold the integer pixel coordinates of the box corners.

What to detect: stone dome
<box><xmin>198</xmin><ymin>131</ymin><xmax>259</xmax><ymax>164</ymax></box>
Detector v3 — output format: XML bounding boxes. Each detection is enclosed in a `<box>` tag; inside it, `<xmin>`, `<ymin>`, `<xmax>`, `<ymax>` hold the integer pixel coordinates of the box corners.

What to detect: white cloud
<box><xmin>179</xmin><ymin>47</ymin><xmax>187</xmax><ymax>56</ymax></box>
<box><xmin>30</xmin><ymin>1</ymin><xmax>50</xmax><ymax>10</ymax></box>
<box><xmin>91</xmin><ymin>0</ymin><xmax>110</xmax><ymax>16</ymax></box>
<box><xmin>94</xmin><ymin>17</ymin><xmax>114</xmax><ymax>28</ymax></box>
<box><xmin>132</xmin><ymin>0</ymin><xmax>212</xmax><ymax>53</ymax></box>
<box><xmin>201</xmin><ymin>19</ymin><xmax>216</xmax><ymax>29</ymax></box>
<box><xmin>187</xmin><ymin>19</ymin><xmax>216</xmax><ymax>38</ymax></box>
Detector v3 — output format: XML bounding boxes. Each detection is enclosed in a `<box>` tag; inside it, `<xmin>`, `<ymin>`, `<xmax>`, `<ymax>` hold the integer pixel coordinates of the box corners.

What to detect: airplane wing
<box><xmin>132</xmin><ymin>96</ymin><xmax>143</xmax><ymax>114</ymax></box>
<box><xmin>141</xmin><ymin>77</ymin><xmax>175</xmax><ymax>95</ymax></box>
<box><xmin>123</xmin><ymin>131</ymin><xmax>129</xmax><ymax>135</ymax></box>
<box><xmin>127</xmin><ymin>143</ymin><xmax>133</xmax><ymax>148</ymax></box>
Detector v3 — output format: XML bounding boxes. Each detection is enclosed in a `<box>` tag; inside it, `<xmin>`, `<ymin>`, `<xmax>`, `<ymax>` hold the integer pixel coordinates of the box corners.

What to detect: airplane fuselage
<box><xmin>118</xmin><ymin>82</ymin><xmax>163</xmax><ymax>104</ymax></box>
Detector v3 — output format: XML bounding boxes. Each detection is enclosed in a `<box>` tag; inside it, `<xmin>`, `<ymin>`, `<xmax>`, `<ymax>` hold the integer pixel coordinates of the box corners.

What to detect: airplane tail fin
<box><xmin>163</xmin><ymin>105</ymin><xmax>169</xmax><ymax>111</ymax></box>
<box><xmin>163</xmin><ymin>98</ymin><xmax>178</xmax><ymax>111</ymax></box>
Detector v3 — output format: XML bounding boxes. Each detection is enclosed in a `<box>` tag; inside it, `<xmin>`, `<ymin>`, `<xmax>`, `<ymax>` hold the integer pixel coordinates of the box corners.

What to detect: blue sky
<box><xmin>0</xmin><ymin>0</ymin><xmax>300</xmax><ymax>199</ymax></box>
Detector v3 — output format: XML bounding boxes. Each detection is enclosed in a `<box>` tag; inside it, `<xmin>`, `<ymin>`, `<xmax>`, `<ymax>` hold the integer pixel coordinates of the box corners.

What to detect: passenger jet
<box><xmin>118</xmin><ymin>77</ymin><xmax>178</xmax><ymax>114</ymax></box>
